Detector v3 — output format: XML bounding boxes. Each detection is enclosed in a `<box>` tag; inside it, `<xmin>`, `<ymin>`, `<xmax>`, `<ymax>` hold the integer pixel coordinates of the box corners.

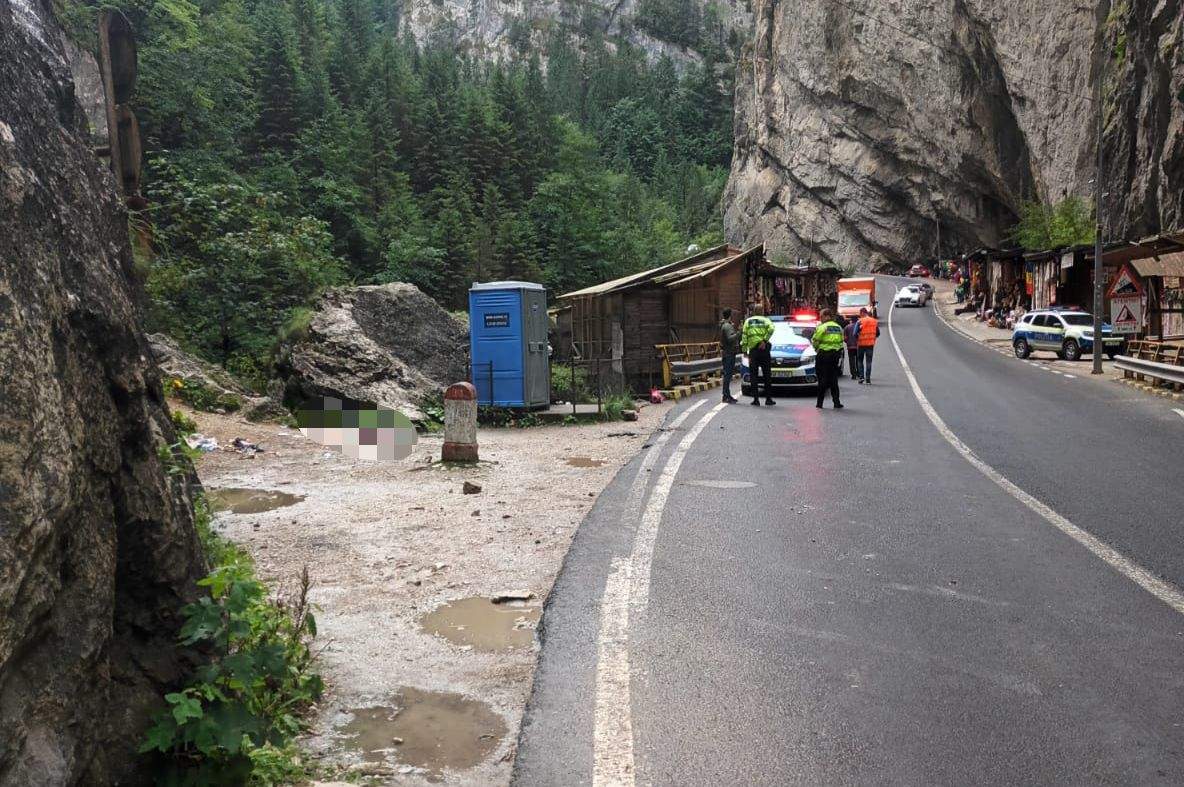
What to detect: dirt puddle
<box><xmin>565</xmin><ymin>456</ymin><xmax>606</xmax><ymax>467</ymax></box>
<box><xmin>207</xmin><ymin>487</ymin><xmax>305</xmax><ymax>514</ymax></box>
<box><xmin>340</xmin><ymin>688</ymin><xmax>507</xmax><ymax>781</ymax></box>
<box><xmin>420</xmin><ymin>597</ymin><xmax>540</xmax><ymax>652</ymax></box>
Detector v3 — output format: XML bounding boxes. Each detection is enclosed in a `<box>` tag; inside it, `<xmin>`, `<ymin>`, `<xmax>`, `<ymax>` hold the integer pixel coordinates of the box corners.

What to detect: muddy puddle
<box><xmin>419</xmin><ymin>597</ymin><xmax>540</xmax><ymax>652</ymax></box>
<box><xmin>565</xmin><ymin>456</ymin><xmax>606</xmax><ymax>467</ymax></box>
<box><xmin>340</xmin><ymin>688</ymin><xmax>507</xmax><ymax>781</ymax></box>
<box><xmin>207</xmin><ymin>487</ymin><xmax>305</xmax><ymax>514</ymax></box>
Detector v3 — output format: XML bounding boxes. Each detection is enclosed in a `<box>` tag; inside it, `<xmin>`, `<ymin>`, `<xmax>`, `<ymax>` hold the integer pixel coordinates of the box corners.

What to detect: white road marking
<box><xmin>592</xmin><ymin>399</ymin><xmax>719</xmax><ymax>787</ymax></box>
<box><xmin>1174</xmin><ymin>408</ymin><xmax>1184</xmax><ymax>420</ymax></box>
<box><xmin>887</xmin><ymin>298</ymin><xmax>1184</xmax><ymax>616</ymax></box>
<box><xmin>1063</xmin><ymin>374</ymin><xmax>1076</xmax><ymax>379</ymax></box>
<box><xmin>629</xmin><ymin>402</ymin><xmax>727</xmax><ymax>617</ymax></box>
<box><xmin>593</xmin><ymin>557</ymin><xmax>635</xmax><ymax>787</ymax></box>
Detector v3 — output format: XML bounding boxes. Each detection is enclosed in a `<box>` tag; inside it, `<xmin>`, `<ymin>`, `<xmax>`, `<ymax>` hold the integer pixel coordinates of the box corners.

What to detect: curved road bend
<box><xmin>514</xmin><ymin>276</ymin><xmax>1184</xmax><ymax>786</ymax></box>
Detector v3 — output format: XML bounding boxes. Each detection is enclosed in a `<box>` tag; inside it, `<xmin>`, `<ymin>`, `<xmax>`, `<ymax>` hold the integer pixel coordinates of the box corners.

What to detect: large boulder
<box><xmin>0</xmin><ymin>2</ymin><xmax>206</xmax><ymax>783</ymax></box>
<box><xmin>278</xmin><ymin>283</ymin><xmax>469</xmax><ymax>422</ymax></box>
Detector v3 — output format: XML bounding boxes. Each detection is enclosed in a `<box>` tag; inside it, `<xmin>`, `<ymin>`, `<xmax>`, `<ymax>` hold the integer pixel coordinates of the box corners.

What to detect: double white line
<box><xmin>593</xmin><ymin>399</ymin><xmax>727</xmax><ymax>787</ymax></box>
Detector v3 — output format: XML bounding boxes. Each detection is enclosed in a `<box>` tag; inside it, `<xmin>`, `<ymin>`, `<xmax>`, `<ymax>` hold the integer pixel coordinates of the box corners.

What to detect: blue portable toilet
<box><xmin>469</xmin><ymin>282</ymin><xmax>549</xmax><ymax>408</ymax></box>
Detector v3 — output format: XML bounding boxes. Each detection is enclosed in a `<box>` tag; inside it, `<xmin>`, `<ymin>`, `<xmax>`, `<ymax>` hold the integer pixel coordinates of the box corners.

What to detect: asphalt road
<box><xmin>514</xmin><ymin>278</ymin><xmax>1184</xmax><ymax>786</ymax></box>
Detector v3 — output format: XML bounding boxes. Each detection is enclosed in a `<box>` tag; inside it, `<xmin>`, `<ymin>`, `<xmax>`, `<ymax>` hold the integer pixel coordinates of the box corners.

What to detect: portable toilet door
<box><xmin>522</xmin><ymin>286</ymin><xmax>549</xmax><ymax>407</ymax></box>
<box><xmin>469</xmin><ymin>282</ymin><xmax>548</xmax><ymax>408</ymax></box>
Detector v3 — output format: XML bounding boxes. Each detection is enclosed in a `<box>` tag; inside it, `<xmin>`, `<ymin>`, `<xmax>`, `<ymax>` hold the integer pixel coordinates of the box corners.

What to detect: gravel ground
<box><xmin>183</xmin><ymin>402</ymin><xmax>670</xmax><ymax>785</ymax></box>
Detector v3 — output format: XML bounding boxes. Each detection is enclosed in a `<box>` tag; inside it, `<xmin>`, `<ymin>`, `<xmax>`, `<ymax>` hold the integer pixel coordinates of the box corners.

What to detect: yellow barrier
<box><xmin>654</xmin><ymin>342</ymin><xmax>722</xmax><ymax>388</ymax></box>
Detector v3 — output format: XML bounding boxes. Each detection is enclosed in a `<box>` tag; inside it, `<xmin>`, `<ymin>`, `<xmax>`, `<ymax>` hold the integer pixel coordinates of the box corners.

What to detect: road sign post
<box><xmin>1092</xmin><ymin>61</ymin><xmax>1105</xmax><ymax>375</ymax></box>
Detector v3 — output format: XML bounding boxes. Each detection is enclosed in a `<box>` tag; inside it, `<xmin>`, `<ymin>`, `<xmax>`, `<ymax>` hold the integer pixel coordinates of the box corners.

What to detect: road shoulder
<box><xmin>185</xmin><ymin>400</ymin><xmax>672</xmax><ymax>785</ymax></box>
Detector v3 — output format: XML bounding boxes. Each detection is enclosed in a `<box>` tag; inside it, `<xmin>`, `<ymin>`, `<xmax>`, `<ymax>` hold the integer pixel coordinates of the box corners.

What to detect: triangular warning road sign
<box><xmin>1107</xmin><ymin>263</ymin><xmax>1145</xmax><ymax>298</ymax></box>
<box><xmin>1115</xmin><ymin>303</ymin><xmax>1136</xmax><ymax>323</ymax></box>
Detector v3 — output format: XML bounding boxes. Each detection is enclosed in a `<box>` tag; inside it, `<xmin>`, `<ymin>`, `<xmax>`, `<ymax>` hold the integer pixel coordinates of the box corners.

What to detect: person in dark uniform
<box><xmin>742</xmin><ymin>304</ymin><xmax>776</xmax><ymax>406</ymax></box>
<box><xmin>811</xmin><ymin>308</ymin><xmax>845</xmax><ymax>409</ymax></box>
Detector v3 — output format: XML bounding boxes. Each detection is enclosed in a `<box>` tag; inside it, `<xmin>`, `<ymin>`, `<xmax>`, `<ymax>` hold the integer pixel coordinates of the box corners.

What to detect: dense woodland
<box><xmin>62</xmin><ymin>0</ymin><xmax>734</xmax><ymax>384</ymax></box>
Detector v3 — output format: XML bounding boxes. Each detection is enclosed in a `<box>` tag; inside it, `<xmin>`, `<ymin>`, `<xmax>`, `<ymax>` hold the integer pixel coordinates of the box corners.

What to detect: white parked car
<box><xmin>895</xmin><ymin>284</ymin><xmax>927</xmax><ymax>307</ymax></box>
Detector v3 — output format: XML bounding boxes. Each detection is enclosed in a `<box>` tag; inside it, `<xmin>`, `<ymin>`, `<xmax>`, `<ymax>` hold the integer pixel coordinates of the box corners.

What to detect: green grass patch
<box><xmin>600</xmin><ymin>393</ymin><xmax>635</xmax><ymax>421</ymax></box>
<box><xmin>169</xmin><ymin>376</ymin><xmax>244</xmax><ymax>413</ymax></box>
<box><xmin>141</xmin><ymin>494</ymin><xmax>321</xmax><ymax>784</ymax></box>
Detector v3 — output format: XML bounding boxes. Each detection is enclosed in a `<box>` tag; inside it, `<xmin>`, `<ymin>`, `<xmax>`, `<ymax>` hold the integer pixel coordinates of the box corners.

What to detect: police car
<box><xmin>1011</xmin><ymin>309</ymin><xmax>1125</xmax><ymax>361</ymax></box>
<box><xmin>740</xmin><ymin>313</ymin><xmax>828</xmax><ymax>394</ymax></box>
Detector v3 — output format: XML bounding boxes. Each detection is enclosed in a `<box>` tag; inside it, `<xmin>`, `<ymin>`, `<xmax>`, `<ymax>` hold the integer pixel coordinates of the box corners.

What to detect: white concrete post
<box><xmin>442</xmin><ymin>382</ymin><xmax>478</xmax><ymax>462</ymax></box>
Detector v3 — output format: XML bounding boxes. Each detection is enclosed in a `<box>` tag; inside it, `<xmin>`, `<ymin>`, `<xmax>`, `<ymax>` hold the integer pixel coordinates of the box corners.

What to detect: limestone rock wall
<box><xmin>0</xmin><ymin>1</ymin><xmax>206</xmax><ymax>783</ymax></box>
<box><xmin>401</xmin><ymin>0</ymin><xmax>751</xmax><ymax>68</ymax></box>
<box><xmin>723</xmin><ymin>0</ymin><xmax>1184</xmax><ymax>269</ymax></box>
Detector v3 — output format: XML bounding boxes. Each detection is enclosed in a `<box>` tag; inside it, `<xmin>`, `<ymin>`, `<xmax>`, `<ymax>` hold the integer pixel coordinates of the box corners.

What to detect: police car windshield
<box><xmin>772</xmin><ymin>323</ymin><xmax>812</xmax><ymax>345</ymax></box>
<box><xmin>1059</xmin><ymin>314</ymin><xmax>1094</xmax><ymax>326</ymax></box>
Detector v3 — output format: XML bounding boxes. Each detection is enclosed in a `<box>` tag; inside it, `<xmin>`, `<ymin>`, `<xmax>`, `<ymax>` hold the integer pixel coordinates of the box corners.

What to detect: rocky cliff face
<box><xmin>0</xmin><ymin>1</ymin><xmax>207</xmax><ymax>783</ymax></box>
<box><xmin>723</xmin><ymin>0</ymin><xmax>1184</xmax><ymax>268</ymax></box>
<box><xmin>402</xmin><ymin>0</ymin><xmax>750</xmax><ymax>67</ymax></box>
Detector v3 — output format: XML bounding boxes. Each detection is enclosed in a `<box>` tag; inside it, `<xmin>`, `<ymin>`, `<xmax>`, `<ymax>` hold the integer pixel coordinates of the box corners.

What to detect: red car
<box><xmin>907</xmin><ymin>264</ymin><xmax>930</xmax><ymax>278</ymax></box>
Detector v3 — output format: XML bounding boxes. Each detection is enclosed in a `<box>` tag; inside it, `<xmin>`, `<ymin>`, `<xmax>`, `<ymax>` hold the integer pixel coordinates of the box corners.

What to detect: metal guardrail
<box><xmin>1115</xmin><ymin>340</ymin><xmax>1184</xmax><ymax>389</ymax></box>
<box><xmin>655</xmin><ymin>342</ymin><xmax>723</xmax><ymax>388</ymax></box>
<box><xmin>670</xmin><ymin>356</ymin><xmax>725</xmax><ymax>379</ymax></box>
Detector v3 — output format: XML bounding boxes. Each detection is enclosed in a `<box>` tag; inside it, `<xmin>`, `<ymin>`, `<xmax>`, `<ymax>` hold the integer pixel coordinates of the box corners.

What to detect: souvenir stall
<box><xmin>744</xmin><ymin>257</ymin><xmax>840</xmax><ymax>317</ymax></box>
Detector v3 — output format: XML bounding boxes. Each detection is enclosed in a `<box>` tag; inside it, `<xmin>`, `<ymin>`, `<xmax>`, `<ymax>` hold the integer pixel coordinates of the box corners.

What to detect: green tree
<box><xmin>254</xmin><ymin>4</ymin><xmax>303</xmax><ymax>153</ymax></box>
<box><xmin>1012</xmin><ymin>197</ymin><xmax>1096</xmax><ymax>249</ymax></box>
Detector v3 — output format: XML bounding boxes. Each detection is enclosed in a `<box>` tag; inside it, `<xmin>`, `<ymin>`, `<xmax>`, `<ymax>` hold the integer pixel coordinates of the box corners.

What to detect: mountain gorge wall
<box><xmin>401</xmin><ymin>0</ymin><xmax>751</xmax><ymax>66</ymax></box>
<box><xmin>723</xmin><ymin>0</ymin><xmax>1184</xmax><ymax>268</ymax></box>
<box><xmin>1</xmin><ymin>1</ymin><xmax>207</xmax><ymax>782</ymax></box>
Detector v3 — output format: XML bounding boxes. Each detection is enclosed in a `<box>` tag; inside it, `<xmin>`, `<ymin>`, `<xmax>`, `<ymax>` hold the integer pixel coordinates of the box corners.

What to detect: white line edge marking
<box><xmin>593</xmin><ymin>557</ymin><xmax>634</xmax><ymax>787</ymax></box>
<box><xmin>629</xmin><ymin>402</ymin><xmax>728</xmax><ymax>617</ymax></box>
<box><xmin>1174</xmin><ymin>408</ymin><xmax>1184</xmax><ymax>420</ymax></box>
<box><xmin>592</xmin><ymin>399</ymin><xmax>716</xmax><ymax>787</ymax></box>
<box><xmin>887</xmin><ymin>294</ymin><xmax>1184</xmax><ymax>615</ymax></box>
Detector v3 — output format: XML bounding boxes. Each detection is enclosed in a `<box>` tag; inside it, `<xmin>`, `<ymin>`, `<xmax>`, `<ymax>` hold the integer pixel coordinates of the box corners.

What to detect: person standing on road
<box><xmin>742</xmin><ymin>304</ymin><xmax>776</xmax><ymax>407</ymax></box>
<box><xmin>719</xmin><ymin>308</ymin><xmax>740</xmax><ymax>404</ymax></box>
<box><xmin>811</xmin><ymin>308</ymin><xmax>844</xmax><ymax>409</ymax></box>
<box><xmin>842</xmin><ymin>315</ymin><xmax>861</xmax><ymax>381</ymax></box>
<box><xmin>856</xmin><ymin>307</ymin><xmax>880</xmax><ymax>384</ymax></box>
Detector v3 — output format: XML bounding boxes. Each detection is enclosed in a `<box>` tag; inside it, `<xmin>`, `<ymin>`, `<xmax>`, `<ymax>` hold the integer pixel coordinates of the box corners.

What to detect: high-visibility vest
<box><xmin>741</xmin><ymin>316</ymin><xmax>775</xmax><ymax>352</ymax></box>
<box><xmin>812</xmin><ymin>321</ymin><xmax>845</xmax><ymax>352</ymax></box>
<box><xmin>858</xmin><ymin>316</ymin><xmax>879</xmax><ymax>347</ymax></box>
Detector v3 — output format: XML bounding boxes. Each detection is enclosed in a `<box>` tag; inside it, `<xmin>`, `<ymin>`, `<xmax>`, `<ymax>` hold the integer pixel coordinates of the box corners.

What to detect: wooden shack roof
<box><xmin>656</xmin><ymin>245</ymin><xmax>763</xmax><ymax>289</ymax></box>
<box><xmin>558</xmin><ymin>244</ymin><xmax>741</xmax><ymax>299</ymax></box>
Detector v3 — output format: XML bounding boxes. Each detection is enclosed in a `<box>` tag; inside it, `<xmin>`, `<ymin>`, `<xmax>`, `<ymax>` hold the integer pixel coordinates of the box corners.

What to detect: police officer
<box><xmin>811</xmin><ymin>308</ymin><xmax>845</xmax><ymax>409</ymax></box>
<box><xmin>742</xmin><ymin>304</ymin><xmax>776</xmax><ymax>406</ymax></box>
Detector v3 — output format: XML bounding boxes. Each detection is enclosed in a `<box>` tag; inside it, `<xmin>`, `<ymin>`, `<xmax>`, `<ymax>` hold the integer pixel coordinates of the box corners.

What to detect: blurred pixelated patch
<box><xmin>295</xmin><ymin>396</ymin><xmax>417</xmax><ymax>461</ymax></box>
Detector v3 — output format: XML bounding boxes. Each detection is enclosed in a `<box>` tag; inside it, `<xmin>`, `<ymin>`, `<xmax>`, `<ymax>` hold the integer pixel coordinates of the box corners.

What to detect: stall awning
<box><xmin>1133</xmin><ymin>251</ymin><xmax>1184</xmax><ymax>278</ymax></box>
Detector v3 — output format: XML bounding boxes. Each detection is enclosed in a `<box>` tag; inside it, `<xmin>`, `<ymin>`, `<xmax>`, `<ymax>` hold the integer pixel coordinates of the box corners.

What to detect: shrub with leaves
<box><xmin>550</xmin><ymin>363</ymin><xmax>592</xmax><ymax>403</ymax></box>
<box><xmin>140</xmin><ymin>560</ymin><xmax>322</xmax><ymax>783</ymax></box>
<box><xmin>1010</xmin><ymin>197</ymin><xmax>1096</xmax><ymax>250</ymax></box>
<box><xmin>169</xmin><ymin>377</ymin><xmax>244</xmax><ymax>413</ymax></box>
<box><xmin>601</xmin><ymin>393</ymin><xmax>635</xmax><ymax>421</ymax></box>
<box><xmin>171</xmin><ymin>408</ymin><xmax>199</xmax><ymax>437</ymax></box>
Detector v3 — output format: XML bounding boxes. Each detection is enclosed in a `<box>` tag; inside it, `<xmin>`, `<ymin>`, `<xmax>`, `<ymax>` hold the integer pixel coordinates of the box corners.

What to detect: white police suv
<box><xmin>740</xmin><ymin>315</ymin><xmax>823</xmax><ymax>394</ymax></box>
<box><xmin>1012</xmin><ymin>309</ymin><xmax>1125</xmax><ymax>361</ymax></box>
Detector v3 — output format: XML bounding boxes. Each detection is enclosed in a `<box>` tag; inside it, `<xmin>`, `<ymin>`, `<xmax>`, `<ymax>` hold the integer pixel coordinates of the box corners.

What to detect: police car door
<box><xmin>1043</xmin><ymin>314</ymin><xmax>1067</xmax><ymax>351</ymax></box>
<box><xmin>1028</xmin><ymin>315</ymin><xmax>1050</xmax><ymax>349</ymax></box>
<box><xmin>1027</xmin><ymin>314</ymin><xmax>1056</xmax><ymax>347</ymax></box>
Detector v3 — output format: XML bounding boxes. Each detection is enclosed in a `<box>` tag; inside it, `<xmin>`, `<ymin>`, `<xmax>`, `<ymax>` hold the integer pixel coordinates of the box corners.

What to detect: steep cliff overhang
<box><xmin>724</xmin><ymin>0</ymin><xmax>1183</xmax><ymax>271</ymax></box>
